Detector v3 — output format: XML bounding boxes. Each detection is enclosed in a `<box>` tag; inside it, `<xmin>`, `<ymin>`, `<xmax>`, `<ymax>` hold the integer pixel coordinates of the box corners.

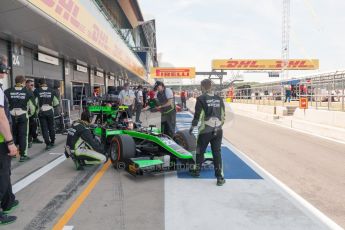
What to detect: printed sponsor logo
<box><xmin>212</xmin><ymin>59</ymin><xmax>319</xmax><ymax>70</ymax></box>
<box><xmin>150</xmin><ymin>68</ymin><xmax>196</xmax><ymax>78</ymax></box>
<box><xmin>29</xmin><ymin>0</ymin><xmax>146</xmax><ymax>78</ymax></box>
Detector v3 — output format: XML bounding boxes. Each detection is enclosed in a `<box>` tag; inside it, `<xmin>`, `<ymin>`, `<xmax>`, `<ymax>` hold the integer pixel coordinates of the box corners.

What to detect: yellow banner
<box><xmin>212</xmin><ymin>59</ymin><xmax>319</xmax><ymax>70</ymax></box>
<box><xmin>28</xmin><ymin>0</ymin><xmax>145</xmax><ymax>79</ymax></box>
<box><xmin>150</xmin><ymin>67</ymin><xmax>196</xmax><ymax>78</ymax></box>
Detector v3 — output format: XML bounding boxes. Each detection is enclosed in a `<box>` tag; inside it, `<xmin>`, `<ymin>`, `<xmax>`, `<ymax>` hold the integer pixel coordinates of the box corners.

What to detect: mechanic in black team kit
<box><xmin>143</xmin><ymin>81</ymin><xmax>176</xmax><ymax>137</ymax></box>
<box><xmin>189</xmin><ymin>79</ymin><xmax>226</xmax><ymax>186</ymax></box>
<box><xmin>65</xmin><ymin>116</ymin><xmax>106</xmax><ymax>170</ymax></box>
<box><xmin>34</xmin><ymin>79</ymin><xmax>60</xmax><ymax>150</ymax></box>
<box><xmin>153</xmin><ymin>81</ymin><xmax>176</xmax><ymax>138</ymax></box>
<box><xmin>5</xmin><ymin>76</ymin><xmax>36</xmax><ymax>162</ymax></box>
<box><xmin>26</xmin><ymin>79</ymin><xmax>43</xmax><ymax>148</ymax></box>
<box><xmin>0</xmin><ymin>58</ymin><xmax>19</xmax><ymax>225</ymax></box>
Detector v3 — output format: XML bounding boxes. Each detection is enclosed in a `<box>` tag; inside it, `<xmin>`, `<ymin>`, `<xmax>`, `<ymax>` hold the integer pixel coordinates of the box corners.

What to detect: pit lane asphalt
<box><xmin>223</xmin><ymin>113</ymin><xmax>345</xmax><ymax>228</ymax></box>
<box><xmin>2</xmin><ymin>112</ymin><xmax>164</xmax><ymax>230</ymax></box>
<box><xmin>3</xmin><ymin>108</ymin><xmax>344</xmax><ymax>229</ymax></box>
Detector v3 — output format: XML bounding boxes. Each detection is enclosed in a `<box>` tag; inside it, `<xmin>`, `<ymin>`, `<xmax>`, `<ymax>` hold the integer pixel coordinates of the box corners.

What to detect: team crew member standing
<box><xmin>189</xmin><ymin>79</ymin><xmax>226</xmax><ymax>186</ymax></box>
<box><xmin>5</xmin><ymin>76</ymin><xmax>36</xmax><ymax>162</ymax></box>
<box><xmin>154</xmin><ymin>81</ymin><xmax>176</xmax><ymax>138</ymax></box>
<box><xmin>135</xmin><ymin>85</ymin><xmax>143</xmax><ymax>123</ymax></box>
<box><xmin>118</xmin><ymin>83</ymin><xmax>135</xmax><ymax>118</ymax></box>
<box><xmin>25</xmin><ymin>79</ymin><xmax>43</xmax><ymax>148</ymax></box>
<box><xmin>34</xmin><ymin>79</ymin><xmax>59</xmax><ymax>150</ymax></box>
<box><xmin>180</xmin><ymin>90</ymin><xmax>187</xmax><ymax>110</ymax></box>
<box><xmin>0</xmin><ymin>60</ymin><xmax>19</xmax><ymax>225</ymax></box>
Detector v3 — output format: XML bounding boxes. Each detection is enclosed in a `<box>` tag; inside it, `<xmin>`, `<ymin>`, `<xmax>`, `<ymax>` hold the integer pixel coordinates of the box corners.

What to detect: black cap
<box><xmin>38</xmin><ymin>78</ymin><xmax>47</xmax><ymax>85</ymax></box>
<box><xmin>154</xmin><ymin>81</ymin><xmax>164</xmax><ymax>91</ymax></box>
<box><xmin>0</xmin><ymin>63</ymin><xmax>9</xmax><ymax>74</ymax></box>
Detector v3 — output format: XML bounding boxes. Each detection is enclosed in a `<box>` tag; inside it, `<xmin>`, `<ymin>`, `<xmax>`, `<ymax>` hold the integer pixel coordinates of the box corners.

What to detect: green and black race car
<box><xmin>87</xmin><ymin>104</ymin><xmax>213</xmax><ymax>176</ymax></box>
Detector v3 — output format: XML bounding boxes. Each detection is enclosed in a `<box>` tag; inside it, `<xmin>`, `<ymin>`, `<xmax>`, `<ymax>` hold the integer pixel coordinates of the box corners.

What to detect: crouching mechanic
<box><xmin>65</xmin><ymin>119</ymin><xmax>106</xmax><ymax>170</ymax></box>
<box><xmin>189</xmin><ymin>79</ymin><xmax>226</xmax><ymax>186</ymax></box>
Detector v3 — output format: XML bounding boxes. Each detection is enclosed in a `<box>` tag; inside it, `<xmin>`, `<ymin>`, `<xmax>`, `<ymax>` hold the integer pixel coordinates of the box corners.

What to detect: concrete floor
<box><xmin>223</xmin><ymin>113</ymin><xmax>345</xmax><ymax>227</ymax></box>
<box><xmin>2</xmin><ymin>109</ymin><xmax>344</xmax><ymax>229</ymax></box>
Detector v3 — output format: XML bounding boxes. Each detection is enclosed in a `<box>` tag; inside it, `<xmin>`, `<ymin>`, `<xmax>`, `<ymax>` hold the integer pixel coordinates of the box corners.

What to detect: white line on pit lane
<box><xmin>63</xmin><ymin>226</ymin><xmax>74</xmax><ymax>230</ymax></box>
<box><xmin>222</xmin><ymin>138</ymin><xmax>343</xmax><ymax>230</ymax></box>
<box><xmin>49</xmin><ymin>152</ymin><xmax>64</xmax><ymax>155</ymax></box>
<box><xmin>12</xmin><ymin>155</ymin><xmax>66</xmax><ymax>194</ymax></box>
<box><xmin>182</xmin><ymin>111</ymin><xmax>342</xmax><ymax>229</ymax></box>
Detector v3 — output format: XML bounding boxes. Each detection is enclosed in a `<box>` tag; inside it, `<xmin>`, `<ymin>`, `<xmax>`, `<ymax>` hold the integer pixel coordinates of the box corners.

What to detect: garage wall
<box><xmin>0</xmin><ymin>39</ymin><xmax>10</xmax><ymax>89</ymax></box>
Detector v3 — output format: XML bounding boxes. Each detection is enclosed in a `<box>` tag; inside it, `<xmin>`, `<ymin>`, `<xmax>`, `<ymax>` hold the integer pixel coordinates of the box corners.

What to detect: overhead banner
<box><xmin>150</xmin><ymin>67</ymin><xmax>196</xmax><ymax>78</ymax></box>
<box><xmin>212</xmin><ymin>59</ymin><xmax>319</xmax><ymax>70</ymax></box>
<box><xmin>28</xmin><ymin>0</ymin><xmax>145</xmax><ymax>79</ymax></box>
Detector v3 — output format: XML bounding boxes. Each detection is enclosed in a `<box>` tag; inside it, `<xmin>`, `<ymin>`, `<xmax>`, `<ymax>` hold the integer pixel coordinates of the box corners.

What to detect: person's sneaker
<box><xmin>74</xmin><ymin>160</ymin><xmax>84</xmax><ymax>171</ymax></box>
<box><xmin>28</xmin><ymin>142</ymin><xmax>32</xmax><ymax>148</ymax></box>
<box><xmin>19</xmin><ymin>156</ymin><xmax>30</xmax><ymax>162</ymax></box>
<box><xmin>3</xmin><ymin>200</ymin><xmax>19</xmax><ymax>214</ymax></box>
<box><xmin>50</xmin><ymin>142</ymin><xmax>55</xmax><ymax>147</ymax></box>
<box><xmin>190</xmin><ymin>170</ymin><xmax>200</xmax><ymax>178</ymax></box>
<box><xmin>216</xmin><ymin>177</ymin><xmax>226</xmax><ymax>186</ymax></box>
<box><xmin>45</xmin><ymin>144</ymin><xmax>52</xmax><ymax>151</ymax></box>
<box><xmin>0</xmin><ymin>213</ymin><xmax>17</xmax><ymax>225</ymax></box>
<box><xmin>32</xmin><ymin>138</ymin><xmax>43</xmax><ymax>144</ymax></box>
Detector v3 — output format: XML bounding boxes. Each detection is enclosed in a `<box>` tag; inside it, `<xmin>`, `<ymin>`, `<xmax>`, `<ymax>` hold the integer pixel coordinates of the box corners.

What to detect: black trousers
<box><xmin>29</xmin><ymin>116</ymin><xmax>38</xmax><ymax>142</ymax></box>
<box><xmin>161</xmin><ymin>110</ymin><xmax>176</xmax><ymax>138</ymax></box>
<box><xmin>135</xmin><ymin>103</ymin><xmax>142</xmax><ymax>123</ymax></box>
<box><xmin>181</xmin><ymin>97</ymin><xmax>187</xmax><ymax>109</ymax></box>
<box><xmin>11</xmin><ymin>114</ymin><xmax>28</xmax><ymax>157</ymax></box>
<box><xmin>195</xmin><ymin>128</ymin><xmax>224</xmax><ymax>178</ymax></box>
<box><xmin>39</xmin><ymin>110</ymin><xmax>55</xmax><ymax>145</ymax></box>
<box><xmin>0</xmin><ymin>144</ymin><xmax>16</xmax><ymax>211</ymax></box>
<box><xmin>126</xmin><ymin>106</ymin><xmax>133</xmax><ymax>118</ymax></box>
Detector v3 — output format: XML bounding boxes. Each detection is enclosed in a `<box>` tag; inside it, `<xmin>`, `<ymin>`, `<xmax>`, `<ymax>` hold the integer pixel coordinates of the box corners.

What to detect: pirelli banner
<box><xmin>212</xmin><ymin>59</ymin><xmax>319</xmax><ymax>70</ymax></box>
<box><xmin>150</xmin><ymin>67</ymin><xmax>196</xmax><ymax>78</ymax></box>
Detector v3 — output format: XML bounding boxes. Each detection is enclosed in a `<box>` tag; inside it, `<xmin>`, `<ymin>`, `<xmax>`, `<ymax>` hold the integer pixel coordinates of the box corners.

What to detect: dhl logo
<box><xmin>151</xmin><ymin>68</ymin><xmax>196</xmax><ymax>78</ymax></box>
<box><xmin>29</xmin><ymin>0</ymin><xmax>146</xmax><ymax>79</ymax></box>
<box><xmin>213</xmin><ymin>59</ymin><xmax>319</xmax><ymax>70</ymax></box>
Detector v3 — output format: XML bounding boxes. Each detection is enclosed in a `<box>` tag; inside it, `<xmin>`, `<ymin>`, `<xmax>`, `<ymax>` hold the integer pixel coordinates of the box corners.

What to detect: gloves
<box><xmin>189</xmin><ymin>126</ymin><xmax>195</xmax><ymax>135</ymax></box>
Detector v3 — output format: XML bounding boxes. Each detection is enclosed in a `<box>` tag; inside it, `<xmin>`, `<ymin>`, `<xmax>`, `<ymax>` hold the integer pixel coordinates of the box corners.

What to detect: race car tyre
<box><xmin>110</xmin><ymin>135</ymin><xmax>136</xmax><ymax>169</ymax></box>
<box><xmin>173</xmin><ymin>130</ymin><xmax>196</xmax><ymax>152</ymax></box>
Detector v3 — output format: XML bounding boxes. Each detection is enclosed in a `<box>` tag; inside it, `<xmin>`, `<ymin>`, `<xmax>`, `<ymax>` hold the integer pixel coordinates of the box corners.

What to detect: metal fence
<box><xmin>229</xmin><ymin>71</ymin><xmax>345</xmax><ymax>111</ymax></box>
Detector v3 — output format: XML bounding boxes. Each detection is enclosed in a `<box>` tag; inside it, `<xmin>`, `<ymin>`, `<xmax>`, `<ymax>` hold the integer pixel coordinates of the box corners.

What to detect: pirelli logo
<box><xmin>150</xmin><ymin>67</ymin><xmax>196</xmax><ymax>78</ymax></box>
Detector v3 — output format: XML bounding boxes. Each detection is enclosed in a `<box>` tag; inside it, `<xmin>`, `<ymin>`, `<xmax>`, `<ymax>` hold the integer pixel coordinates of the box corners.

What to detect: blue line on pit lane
<box><xmin>177</xmin><ymin>146</ymin><xmax>263</xmax><ymax>180</ymax></box>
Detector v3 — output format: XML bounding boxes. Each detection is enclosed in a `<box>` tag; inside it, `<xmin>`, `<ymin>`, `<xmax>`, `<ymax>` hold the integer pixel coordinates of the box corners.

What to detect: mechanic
<box><xmin>118</xmin><ymin>83</ymin><xmax>135</xmax><ymax>118</ymax></box>
<box><xmin>25</xmin><ymin>79</ymin><xmax>43</xmax><ymax>148</ymax></box>
<box><xmin>180</xmin><ymin>90</ymin><xmax>187</xmax><ymax>110</ymax></box>
<box><xmin>0</xmin><ymin>59</ymin><xmax>19</xmax><ymax>225</ymax></box>
<box><xmin>65</xmin><ymin>117</ymin><xmax>106</xmax><ymax>170</ymax></box>
<box><xmin>5</xmin><ymin>76</ymin><xmax>36</xmax><ymax>162</ymax></box>
<box><xmin>34</xmin><ymin>78</ymin><xmax>60</xmax><ymax>150</ymax></box>
<box><xmin>144</xmin><ymin>81</ymin><xmax>176</xmax><ymax>138</ymax></box>
<box><xmin>189</xmin><ymin>79</ymin><xmax>226</xmax><ymax>186</ymax></box>
<box><xmin>135</xmin><ymin>85</ymin><xmax>143</xmax><ymax>123</ymax></box>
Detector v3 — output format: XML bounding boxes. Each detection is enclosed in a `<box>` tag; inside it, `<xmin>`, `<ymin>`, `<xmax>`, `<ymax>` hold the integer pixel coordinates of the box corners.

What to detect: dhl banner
<box><xmin>150</xmin><ymin>67</ymin><xmax>196</xmax><ymax>78</ymax></box>
<box><xmin>27</xmin><ymin>0</ymin><xmax>146</xmax><ymax>79</ymax></box>
<box><xmin>212</xmin><ymin>59</ymin><xmax>319</xmax><ymax>70</ymax></box>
